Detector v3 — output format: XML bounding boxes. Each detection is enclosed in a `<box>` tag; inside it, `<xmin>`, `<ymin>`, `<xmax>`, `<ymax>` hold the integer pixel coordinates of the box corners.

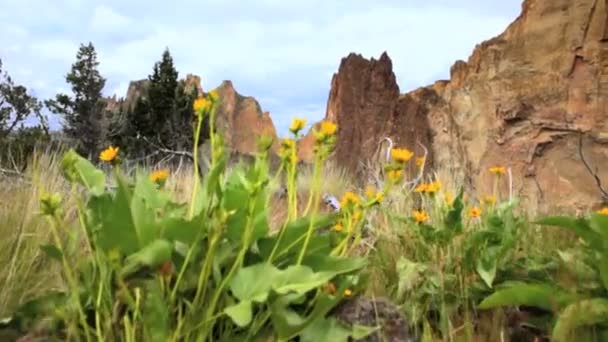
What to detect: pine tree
<box><xmin>147</xmin><ymin>48</ymin><xmax>179</xmax><ymax>147</ymax></box>
<box><xmin>46</xmin><ymin>42</ymin><xmax>107</xmax><ymax>158</ymax></box>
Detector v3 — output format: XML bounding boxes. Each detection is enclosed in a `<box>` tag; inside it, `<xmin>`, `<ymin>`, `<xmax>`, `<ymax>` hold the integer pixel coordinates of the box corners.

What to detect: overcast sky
<box><xmin>0</xmin><ymin>0</ymin><xmax>522</xmax><ymax>136</ymax></box>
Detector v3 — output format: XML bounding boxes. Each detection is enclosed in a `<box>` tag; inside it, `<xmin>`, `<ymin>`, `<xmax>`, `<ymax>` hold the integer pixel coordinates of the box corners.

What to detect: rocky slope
<box><xmin>107</xmin><ymin>75</ymin><xmax>279</xmax><ymax>156</ymax></box>
<box><xmin>302</xmin><ymin>0</ymin><xmax>608</xmax><ymax>213</ymax></box>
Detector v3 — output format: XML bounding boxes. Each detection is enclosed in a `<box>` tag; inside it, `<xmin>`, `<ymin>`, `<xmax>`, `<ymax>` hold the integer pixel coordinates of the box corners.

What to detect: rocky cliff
<box><xmin>107</xmin><ymin>75</ymin><xmax>279</xmax><ymax>156</ymax></box>
<box><xmin>302</xmin><ymin>0</ymin><xmax>608</xmax><ymax>213</ymax></box>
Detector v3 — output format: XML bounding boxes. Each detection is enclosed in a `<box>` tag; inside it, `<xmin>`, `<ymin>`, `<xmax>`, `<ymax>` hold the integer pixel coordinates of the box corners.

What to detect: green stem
<box><xmin>47</xmin><ymin>214</ymin><xmax>92</xmax><ymax>342</ymax></box>
<box><xmin>189</xmin><ymin>112</ymin><xmax>205</xmax><ymax>219</ymax></box>
<box><xmin>296</xmin><ymin>154</ymin><xmax>323</xmax><ymax>264</ymax></box>
<box><xmin>199</xmin><ymin>198</ymin><xmax>256</xmax><ymax>340</ymax></box>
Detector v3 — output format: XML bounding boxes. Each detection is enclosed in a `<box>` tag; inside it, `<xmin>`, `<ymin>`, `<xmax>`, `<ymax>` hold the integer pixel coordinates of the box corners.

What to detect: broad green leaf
<box><xmin>142</xmin><ymin>280</ymin><xmax>169</xmax><ymax>341</ymax></box>
<box><xmin>302</xmin><ymin>254</ymin><xmax>367</xmax><ymax>274</ymax></box>
<box><xmin>271</xmin><ymin>292</ymin><xmax>341</xmax><ymax>339</ymax></box>
<box><xmin>39</xmin><ymin>244</ymin><xmax>62</xmax><ymax>261</ymax></box>
<box><xmin>300</xmin><ymin>317</ymin><xmax>351</xmax><ymax>342</ymax></box>
<box><xmin>557</xmin><ymin>250</ymin><xmax>597</xmax><ymax>283</ymax></box>
<box><xmin>229</xmin><ymin>263</ymin><xmax>278</xmax><ymax>302</ymax></box>
<box><xmin>120</xmin><ymin>239</ymin><xmax>173</xmax><ymax>277</ymax></box>
<box><xmin>590</xmin><ymin>213</ymin><xmax>608</xmax><ymax>240</ymax></box>
<box><xmin>351</xmin><ymin>324</ymin><xmax>380</xmax><ymax>339</ymax></box>
<box><xmin>130</xmin><ymin>177</ymin><xmax>161</xmax><ymax>247</ymax></box>
<box><xmin>477</xmin><ymin>254</ymin><xmax>498</xmax><ymax>288</ymax></box>
<box><xmin>274</xmin><ymin>266</ymin><xmax>335</xmax><ymax>295</ymax></box>
<box><xmin>224</xmin><ymin>300</ymin><xmax>253</xmax><ymax>327</ymax></box>
<box><xmin>552</xmin><ymin>298</ymin><xmax>608</xmax><ymax>342</ymax></box>
<box><xmin>258</xmin><ymin>214</ymin><xmax>339</xmax><ymax>260</ymax></box>
<box><xmin>88</xmin><ymin>192</ymin><xmax>139</xmax><ymax>255</ymax></box>
<box><xmin>599</xmin><ymin>255</ymin><xmax>608</xmax><ymax>292</ymax></box>
<box><xmin>60</xmin><ymin>149</ymin><xmax>105</xmax><ymax>196</ymax></box>
<box><xmin>479</xmin><ymin>282</ymin><xmax>574</xmax><ymax>312</ymax></box>
<box><xmin>161</xmin><ymin>215</ymin><xmax>205</xmax><ymax>244</ymax></box>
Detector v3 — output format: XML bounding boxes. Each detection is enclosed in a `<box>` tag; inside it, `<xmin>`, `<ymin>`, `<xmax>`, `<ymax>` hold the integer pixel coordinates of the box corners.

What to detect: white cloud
<box><xmin>90</xmin><ymin>5</ymin><xmax>132</xmax><ymax>34</ymax></box>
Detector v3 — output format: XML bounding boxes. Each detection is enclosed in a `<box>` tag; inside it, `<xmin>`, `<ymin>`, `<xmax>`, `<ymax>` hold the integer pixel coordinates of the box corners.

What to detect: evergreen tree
<box><xmin>147</xmin><ymin>48</ymin><xmax>179</xmax><ymax>147</ymax></box>
<box><xmin>46</xmin><ymin>42</ymin><xmax>107</xmax><ymax>158</ymax></box>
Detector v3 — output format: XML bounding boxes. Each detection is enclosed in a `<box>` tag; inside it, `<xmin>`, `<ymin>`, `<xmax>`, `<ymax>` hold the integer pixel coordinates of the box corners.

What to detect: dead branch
<box><xmin>578</xmin><ymin>132</ymin><xmax>608</xmax><ymax>201</ymax></box>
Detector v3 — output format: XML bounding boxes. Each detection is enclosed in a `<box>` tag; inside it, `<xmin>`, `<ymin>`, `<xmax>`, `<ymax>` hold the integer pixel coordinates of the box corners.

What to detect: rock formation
<box><xmin>303</xmin><ymin>0</ymin><xmax>608</xmax><ymax>213</ymax></box>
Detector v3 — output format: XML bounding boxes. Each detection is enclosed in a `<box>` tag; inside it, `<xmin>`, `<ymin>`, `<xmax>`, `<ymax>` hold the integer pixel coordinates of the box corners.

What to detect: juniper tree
<box><xmin>46</xmin><ymin>42</ymin><xmax>107</xmax><ymax>158</ymax></box>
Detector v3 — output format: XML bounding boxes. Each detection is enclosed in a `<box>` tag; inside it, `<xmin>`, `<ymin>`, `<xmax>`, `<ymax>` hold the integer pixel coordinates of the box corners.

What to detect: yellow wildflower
<box><xmin>193</xmin><ymin>97</ymin><xmax>210</xmax><ymax>113</ymax></box>
<box><xmin>484</xmin><ymin>195</ymin><xmax>497</xmax><ymax>205</ymax></box>
<box><xmin>150</xmin><ymin>169</ymin><xmax>169</xmax><ymax>183</ymax></box>
<box><xmin>208</xmin><ymin>89</ymin><xmax>219</xmax><ymax>102</ymax></box>
<box><xmin>289</xmin><ymin>117</ymin><xmax>307</xmax><ymax>135</ymax></box>
<box><xmin>387</xmin><ymin>170</ymin><xmax>403</xmax><ymax>183</ymax></box>
<box><xmin>425</xmin><ymin>181</ymin><xmax>441</xmax><ymax>194</ymax></box>
<box><xmin>340</xmin><ymin>191</ymin><xmax>360</xmax><ymax>208</ymax></box>
<box><xmin>320</xmin><ymin>121</ymin><xmax>337</xmax><ymax>136</ymax></box>
<box><xmin>489</xmin><ymin>166</ymin><xmax>506</xmax><ymax>176</ymax></box>
<box><xmin>365</xmin><ymin>185</ymin><xmax>376</xmax><ymax>199</ymax></box>
<box><xmin>414</xmin><ymin>183</ymin><xmax>428</xmax><ymax>193</ymax></box>
<box><xmin>343</xmin><ymin>289</ymin><xmax>353</xmax><ymax>297</ymax></box>
<box><xmin>333</xmin><ymin>223</ymin><xmax>344</xmax><ymax>232</ymax></box>
<box><xmin>99</xmin><ymin>146</ymin><xmax>119</xmax><ymax>163</ymax></box>
<box><xmin>598</xmin><ymin>207</ymin><xmax>608</xmax><ymax>215</ymax></box>
<box><xmin>281</xmin><ymin>138</ymin><xmax>295</xmax><ymax>149</ymax></box>
<box><xmin>413</xmin><ymin>210</ymin><xmax>429</xmax><ymax>224</ymax></box>
<box><xmin>469</xmin><ymin>207</ymin><xmax>482</xmax><ymax>218</ymax></box>
<box><xmin>390</xmin><ymin>148</ymin><xmax>414</xmax><ymax>164</ymax></box>
<box><xmin>416</xmin><ymin>156</ymin><xmax>425</xmax><ymax>168</ymax></box>
<box><xmin>353</xmin><ymin>210</ymin><xmax>362</xmax><ymax>223</ymax></box>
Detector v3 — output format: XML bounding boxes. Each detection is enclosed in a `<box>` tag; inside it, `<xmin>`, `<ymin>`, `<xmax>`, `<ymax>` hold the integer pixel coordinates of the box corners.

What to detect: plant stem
<box><xmin>189</xmin><ymin>112</ymin><xmax>205</xmax><ymax>219</ymax></box>
<box><xmin>297</xmin><ymin>154</ymin><xmax>323</xmax><ymax>264</ymax></box>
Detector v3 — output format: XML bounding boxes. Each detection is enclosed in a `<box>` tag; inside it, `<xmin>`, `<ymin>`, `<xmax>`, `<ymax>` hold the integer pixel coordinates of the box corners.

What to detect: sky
<box><xmin>0</xmin><ymin>0</ymin><xmax>522</xmax><ymax>136</ymax></box>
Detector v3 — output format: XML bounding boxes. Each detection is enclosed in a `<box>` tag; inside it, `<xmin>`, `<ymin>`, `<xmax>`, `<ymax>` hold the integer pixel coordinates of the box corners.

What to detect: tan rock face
<box><xmin>307</xmin><ymin>0</ymin><xmax>608</xmax><ymax>213</ymax></box>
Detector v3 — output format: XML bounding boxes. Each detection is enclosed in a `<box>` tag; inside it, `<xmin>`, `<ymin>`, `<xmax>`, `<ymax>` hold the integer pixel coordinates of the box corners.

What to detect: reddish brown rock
<box><xmin>307</xmin><ymin>0</ymin><xmax>608</xmax><ymax>213</ymax></box>
<box><xmin>299</xmin><ymin>52</ymin><xmax>433</xmax><ymax>180</ymax></box>
<box><xmin>211</xmin><ymin>80</ymin><xmax>280</xmax><ymax>155</ymax></box>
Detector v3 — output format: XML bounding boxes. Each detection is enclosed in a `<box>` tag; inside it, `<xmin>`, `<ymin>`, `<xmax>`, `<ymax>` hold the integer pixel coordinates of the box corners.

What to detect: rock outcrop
<box><xmin>106</xmin><ymin>75</ymin><xmax>279</xmax><ymax>156</ymax></box>
<box><xmin>304</xmin><ymin>0</ymin><xmax>608</xmax><ymax>213</ymax></box>
<box><xmin>299</xmin><ymin>53</ymin><xmax>434</xmax><ymax>181</ymax></box>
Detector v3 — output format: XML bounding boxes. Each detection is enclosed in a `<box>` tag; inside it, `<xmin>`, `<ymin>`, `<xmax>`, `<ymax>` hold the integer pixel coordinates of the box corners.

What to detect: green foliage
<box><xmin>4</xmin><ymin>95</ymin><xmax>377</xmax><ymax>341</ymax></box>
<box><xmin>45</xmin><ymin>42</ymin><xmax>107</xmax><ymax>158</ymax></box>
<box><xmin>479</xmin><ymin>211</ymin><xmax>608</xmax><ymax>340</ymax></box>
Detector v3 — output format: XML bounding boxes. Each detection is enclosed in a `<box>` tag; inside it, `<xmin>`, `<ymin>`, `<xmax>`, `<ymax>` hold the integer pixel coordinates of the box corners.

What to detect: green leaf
<box><xmin>273</xmin><ymin>266</ymin><xmax>336</xmax><ymax>295</ymax></box>
<box><xmin>300</xmin><ymin>317</ymin><xmax>351</xmax><ymax>342</ymax></box>
<box><xmin>302</xmin><ymin>254</ymin><xmax>367</xmax><ymax>274</ymax></box>
<box><xmin>162</xmin><ymin>215</ymin><xmax>205</xmax><ymax>244</ymax></box>
<box><xmin>271</xmin><ymin>292</ymin><xmax>341</xmax><ymax>339</ymax></box>
<box><xmin>351</xmin><ymin>324</ymin><xmax>380</xmax><ymax>339</ymax></box>
<box><xmin>60</xmin><ymin>149</ymin><xmax>106</xmax><ymax>196</ymax></box>
<box><xmin>230</xmin><ymin>263</ymin><xmax>278</xmax><ymax>302</ymax></box>
<box><xmin>479</xmin><ymin>282</ymin><xmax>574</xmax><ymax>312</ymax></box>
<box><xmin>224</xmin><ymin>300</ymin><xmax>253</xmax><ymax>327</ymax></box>
<box><xmin>258</xmin><ymin>214</ymin><xmax>339</xmax><ymax>260</ymax></box>
<box><xmin>477</xmin><ymin>255</ymin><xmax>498</xmax><ymax>288</ymax></box>
<box><xmin>599</xmin><ymin>255</ymin><xmax>608</xmax><ymax>292</ymax></box>
<box><xmin>142</xmin><ymin>280</ymin><xmax>169</xmax><ymax>341</ymax></box>
<box><xmin>120</xmin><ymin>239</ymin><xmax>173</xmax><ymax>277</ymax></box>
<box><xmin>590</xmin><ymin>213</ymin><xmax>608</xmax><ymax>240</ymax></box>
<box><xmin>552</xmin><ymin>298</ymin><xmax>608</xmax><ymax>342</ymax></box>
<box><xmin>88</xmin><ymin>192</ymin><xmax>139</xmax><ymax>255</ymax></box>
<box><xmin>39</xmin><ymin>244</ymin><xmax>63</xmax><ymax>261</ymax></box>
